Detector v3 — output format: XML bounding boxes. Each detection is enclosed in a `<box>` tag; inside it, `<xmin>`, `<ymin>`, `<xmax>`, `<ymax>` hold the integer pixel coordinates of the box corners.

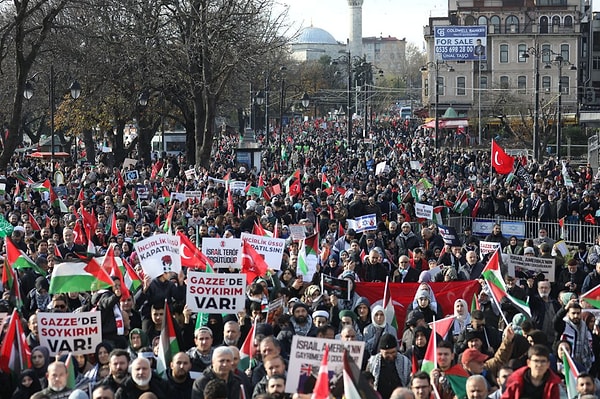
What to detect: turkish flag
<box><xmin>241</xmin><ymin>241</ymin><xmax>268</xmax><ymax>284</ymax></box>
<box><xmin>491</xmin><ymin>140</ymin><xmax>515</xmax><ymax>175</ymax></box>
<box><xmin>177</xmin><ymin>232</ymin><xmax>214</xmax><ymax>270</ymax></box>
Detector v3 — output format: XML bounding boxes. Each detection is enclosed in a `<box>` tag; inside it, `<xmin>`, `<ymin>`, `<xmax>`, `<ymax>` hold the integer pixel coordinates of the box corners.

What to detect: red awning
<box><xmin>27</xmin><ymin>152</ymin><xmax>71</xmax><ymax>159</ymax></box>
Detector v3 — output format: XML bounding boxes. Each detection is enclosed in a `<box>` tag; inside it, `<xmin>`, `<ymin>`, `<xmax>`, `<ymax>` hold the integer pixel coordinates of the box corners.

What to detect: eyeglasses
<box><xmin>54</xmin><ymin>304</ymin><xmax>66</xmax><ymax>309</ymax></box>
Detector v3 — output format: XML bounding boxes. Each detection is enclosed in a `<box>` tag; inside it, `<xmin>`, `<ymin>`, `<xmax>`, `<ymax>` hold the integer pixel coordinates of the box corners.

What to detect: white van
<box><xmin>151</xmin><ymin>130</ymin><xmax>187</xmax><ymax>157</ymax></box>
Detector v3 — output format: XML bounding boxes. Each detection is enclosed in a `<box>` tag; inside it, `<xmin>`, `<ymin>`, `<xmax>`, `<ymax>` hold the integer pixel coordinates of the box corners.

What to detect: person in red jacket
<box><xmin>502</xmin><ymin>344</ymin><xmax>561</xmax><ymax>399</ymax></box>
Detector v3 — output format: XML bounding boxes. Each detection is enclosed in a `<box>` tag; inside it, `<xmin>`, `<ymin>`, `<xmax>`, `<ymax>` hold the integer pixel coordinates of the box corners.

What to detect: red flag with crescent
<box><xmin>491</xmin><ymin>140</ymin><xmax>514</xmax><ymax>175</ymax></box>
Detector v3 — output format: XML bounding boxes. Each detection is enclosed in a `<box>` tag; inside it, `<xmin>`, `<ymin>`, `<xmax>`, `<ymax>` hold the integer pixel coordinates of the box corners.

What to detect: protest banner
<box><xmin>171</xmin><ymin>192</ymin><xmax>186</xmax><ymax>202</ymax></box>
<box><xmin>240</xmin><ymin>233</ymin><xmax>285</xmax><ymax>270</ymax></box>
<box><xmin>346</xmin><ymin>214</ymin><xmax>377</xmax><ymax>233</ymax></box>
<box><xmin>124</xmin><ymin>170</ymin><xmax>139</xmax><ymax>181</ymax></box>
<box><xmin>415</xmin><ymin>203</ymin><xmax>434</xmax><ymax>220</ymax></box>
<box><xmin>38</xmin><ymin>311</ymin><xmax>102</xmax><ymax>355</ymax></box>
<box><xmin>322</xmin><ymin>274</ymin><xmax>350</xmax><ymax>300</ymax></box>
<box><xmin>286</xmin><ymin>336</ymin><xmax>365</xmax><ymax>393</ymax></box>
<box><xmin>184</xmin><ymin>168</ymin><xmax>197</xmax><ymax>180</ymax></box>
<box><xmin>375</xmin><ymin>161</ymin><xmax>389</xmax><ymax>175</ymax></box>
<box><xmin>267</xmin><ymin>297</ymin><xmax>285</xmax><ymax>324</ymax></box>
<box><xmin>133</xmin><ymin>234</ymin><xmax>182</xmax><ymax>279</ymax></box>
<box><xmin>507</xmin><ymin>254</ymin><xmax>556</xmax><ymax>282</ymax></box>
<box><xmin>184</xmin><ymin>191</ymin><xmax>204</xmax><ymax>200</ymax></box>
<box><xmin>123</xmin><ymin>158</ymin><xmax>137</xmax><ymax>169</ymax></box>
<box><xmin>230</xmin><ymin>181</ymin><xmax>247</xmax><ymax>194</ymax></box>
<box><xmin>438</xmin><ymin>225</ymin><xmax>460</xmax><ymax>246</ymax></box>
<box><xmin>289</xmin><ymin>225</ymin><xmax>307</xmax><ymax>241</ymax></box>
<box><xmin>410</xmin><ymin>160</ymin><xmax>422</xmax><ymax>170</ymax></box>
<box><xmin>186</xmin><ymin>271</ymin><xmax>245</xmax><ymax>313</ymax></box>
<box><xmin>201</xmin><ymin>238</ymin><xmax>242</xmax><ymax>269</ymax></box>
<box><xmin>479</xmin><ymin>241</ymin><xmax>501</xmax><ymax>258</ymax></box>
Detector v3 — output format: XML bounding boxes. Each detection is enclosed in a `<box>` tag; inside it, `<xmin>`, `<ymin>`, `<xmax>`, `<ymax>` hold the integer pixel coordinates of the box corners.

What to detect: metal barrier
<box><xmin>438</xmin><ymin>216</ymin><xmax>600</xmax><ymax>246</ymax></box>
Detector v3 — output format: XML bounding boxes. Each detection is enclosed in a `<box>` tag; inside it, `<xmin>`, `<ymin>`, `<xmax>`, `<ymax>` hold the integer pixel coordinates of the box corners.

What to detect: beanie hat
<box><xmin>378</xmin><ymin>333</ymin><xmax>398</xmax><ymax>350</ymax></box>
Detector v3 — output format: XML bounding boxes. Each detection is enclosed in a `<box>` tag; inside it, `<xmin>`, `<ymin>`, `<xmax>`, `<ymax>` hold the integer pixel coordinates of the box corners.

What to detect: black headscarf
<box><xmin>11</xmin><ymin>369</ymin><xmax>42</xmax><ymax>399</ymax></box>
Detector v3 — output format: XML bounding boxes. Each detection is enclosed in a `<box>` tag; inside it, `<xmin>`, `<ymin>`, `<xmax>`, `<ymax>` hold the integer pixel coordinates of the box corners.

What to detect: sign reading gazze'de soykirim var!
<box><xmin>434</xmin><ymin>26</ymin><xmax>487</xmax><ymax>61</ymax></box>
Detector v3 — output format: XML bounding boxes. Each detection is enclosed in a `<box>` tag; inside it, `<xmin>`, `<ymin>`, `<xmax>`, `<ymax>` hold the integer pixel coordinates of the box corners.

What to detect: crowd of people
<box><xmin>2</xmin><ymin>113</ymin><xmax>600</xmax><ymax>399</ymax></box>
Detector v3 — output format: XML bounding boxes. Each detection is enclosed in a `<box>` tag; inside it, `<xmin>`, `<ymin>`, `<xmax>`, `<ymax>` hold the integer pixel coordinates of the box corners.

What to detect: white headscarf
<box><xmin>452</xmin><ymin>298</ymin><xmax>471</xmax><ymax>335</ymax></box>
<box><xmin>371</xmin><ymin>304</ymin><xmax>387</xmax><ymax>328</ymax></box>
<box><xmin>411</xmin><ymin>283</ymin><xmax>439</xmax><ymax>312</ymax></box>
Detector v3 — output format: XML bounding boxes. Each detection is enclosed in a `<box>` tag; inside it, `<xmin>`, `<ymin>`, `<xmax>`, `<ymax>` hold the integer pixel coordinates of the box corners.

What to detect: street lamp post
<box><xmin>331</xmin><ymin>52</ymin><xmax>359</xmax><ymax>151</ymax></box>
<box><xmin>420</xmin><ymin>60</ymin><xmax>454</xmax><ymax>149</ymax></box>
<box><xmin>278</xmin><ymin>66</ymin><xmax>309</xmax><ymax>164</ymax></box>
<box><xmin>544</xmin><ymin>55</ymin><xmax>576</xmax><ymax>161</ymax></box>
<box><xmin>24</xmin><ymin>65</ymin><xmax>81</xmax><ymax>177</ymax></box>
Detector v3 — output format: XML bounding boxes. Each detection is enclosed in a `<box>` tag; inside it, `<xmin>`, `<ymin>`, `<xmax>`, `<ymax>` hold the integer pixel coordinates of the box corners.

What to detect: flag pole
<box><xmin>432</xmin><ymin>315</ymin><xmax>437</xmax><ymax>371</ymax></box>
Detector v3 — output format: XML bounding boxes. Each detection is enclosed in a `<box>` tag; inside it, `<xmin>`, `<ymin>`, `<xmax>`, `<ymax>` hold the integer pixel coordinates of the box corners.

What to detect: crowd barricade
<box><xmin>411</xmin><ymin>216</ymin><xmax>600</xmax><ymax>246</ymax></box>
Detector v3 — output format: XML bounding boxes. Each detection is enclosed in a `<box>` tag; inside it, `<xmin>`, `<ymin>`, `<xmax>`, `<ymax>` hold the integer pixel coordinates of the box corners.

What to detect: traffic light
<box><xmin>585</xmin><ymin>87</ymin><xmax>595</xmax><ymax>103</ymax></box>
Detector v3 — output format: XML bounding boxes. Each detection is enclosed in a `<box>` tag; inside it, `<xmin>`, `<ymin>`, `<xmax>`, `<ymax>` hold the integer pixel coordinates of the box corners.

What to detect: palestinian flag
<box><xmin>383</xmin><ymin>277</ymin><xmax>398</xmax><ymax>333</ymax></box>
<box><xmin>421</xmin><ymin>321</ymin><xmax>437</xmax><ymax>374</ymax></box>
<box><xmin>444</xmin><ymin>364</ymin><xmax>469</xmax><ymax>399</ymax></box>
<box><xmin>562</xmin><ymin>350</ymin><xmax>579</xmax><ymax>399</ymax></box>
<box><xmin>121</xmin><ymin>258</ymin><xmax>142</xmax><ymax>294</ymax></box>
<box><xmin>428</xmin><ymin>315</ymin><xmax>456</xmax><ymax>339</ymax></box>
<box><xmin>283</xmin><ymin>169</ymin><xmax>301</xmax><ymax>191</ymax></box>
<box><xmin>253</xmin><ymin>222</ymin><xmax>271</xmax><ymax>237</ymax></box>
<box><xmin>322</xmin><ymin>174</ymin><xmax>333</xmax><ymax>195</ymax></box>
<box><xmin>410</xmin><ymin>185</ymin><xmax>420</xmax><ymax>202</ymax></box>
<box><xmin>416</xmin><ymin>177</ymin><xmax>433</xmax><ymax>190</ymax></box>
<box><xmin>6</xmin><ymin>237</ymin><xmax>46</xmax><ymax>276</ymax></box>
<box><xmin>433</xmin><ymin>206</ymin><xmax>445</xmax><ymax>225</ymax></box>
<box><xmin>580</xmin><ymin>284</ymin><xmax>600</xmax><ymax>309</ymax></box>
<box><xmin>49</xmin><ymin>185</ymin><xmax>69</xmax><ymax>213</ymax></box>
<box><xmin>31</xmin><ymin>179</ymin><xmax>51</xmax><ymax>192</ymax></box>
<box><xmin>163</xmin><ymin>205</ymin><xmax>176</xmax><ymax>234</ymax></box>
<box><xmin>0</xmin><ymin>309</ymin><xmax>31</xmax><ymax>376</ymax></box>
<box><xmin>453</xmin><ymin>192</ymin><xmax>469</xmax><ymax>214</ymax></box>
<box><xmin>64</xmin><ymin>353</ymin><xmax>77</xmax><ymax>389</ymax></box>
<box><xmin>156</xmin><ymin>300</ymin><xmax>180</xmax><ymax>379</ymax></box>
<box><xmin>162</xmin><ymin>187</ymin><xmax>170</xmax><ymax>205</ymax></box>
<box><xmin>298</xmin><ymin>233</ymin><xmax>319</xmax><ymax>276</ymax></box>
<box><xmin>102</xmin><ymin>244</ymin><xmax>130</xmax><ymax>300</ymax></box>
<box><xmin>482</xmin><ymin>250</ymin><xmax>531</xmax><ymax>316</ymax></box>
<box><xmin>2</xmin><ymin>260</ymin><xmax>23</xmax><ymax>310</ymax></box>
<box><xmin>238</xmin><ymin>320</ymin><xmax>256</xmax><ymax>371</ymax></box>
<box><xmin>28</xmin><ymin>211</ymin><xmax>41</xmax><ymax>231</ymax></box>
<box><xmin>49</xmin><ymin>259</ymin><xmax>114</xmax><ymax>294</ymax></box>
<box><xmin>342</xmin><ymin>348</ymin><xmax>378</xmax><ymax>399</ymax></box>
<box><xmin>14</xmin><ymin>172</ymin><xmax>33</xmax><ymax>186</ymax></box>
<box><xmin>312</xmin><ymin>345</ymin><xmax>330</xmax><ymax>399</ymax></box>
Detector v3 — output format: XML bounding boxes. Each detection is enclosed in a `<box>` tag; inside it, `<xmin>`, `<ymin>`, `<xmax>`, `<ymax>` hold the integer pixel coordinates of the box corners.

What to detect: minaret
<box><xmin>348</xmin><ymin>0</ymin><xmax>363</xmax><ymax>58</ymax></box>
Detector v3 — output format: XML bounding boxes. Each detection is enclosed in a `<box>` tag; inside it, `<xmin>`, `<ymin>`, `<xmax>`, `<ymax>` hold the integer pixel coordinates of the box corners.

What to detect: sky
<box><xmin>278</xmin><ymin>0</ymin><xmax>448</xmax><ymax>48</ymax></box>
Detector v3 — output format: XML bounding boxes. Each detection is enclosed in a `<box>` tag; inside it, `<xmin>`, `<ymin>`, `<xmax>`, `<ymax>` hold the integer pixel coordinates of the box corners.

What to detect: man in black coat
<box><xmin>115</xmin><ymin>358</ymin><xmax>171</xmax><ymax>399</ymax></box>
<box><xmin>191</xmin><ymin>347</ymin><xmax>242</xmax><ymax>399</ymax></box>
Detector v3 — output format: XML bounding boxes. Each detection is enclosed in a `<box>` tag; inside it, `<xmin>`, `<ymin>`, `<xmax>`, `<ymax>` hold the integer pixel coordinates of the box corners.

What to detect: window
<box><xmin>518</xmin><ymin>76</ymin><xmax>527</xmax><ymax>94</ymax></box>
<box><xmin>540</xmin><ymin>16</ymin><xmax>549</xmax><ymax>34</ymax></box>
<box><xmin>438</xmin><ymin>76</ymin><xmax>445</xmax><ymax>96</ymax></box>
<box><xmin>480</xmin><ymin>76</ymin><xmax>488</xmax><ymax>89</ymax></box>
<box><xmin>560</xmin><ymin>76</ymin><xmax>570</xmax><ymax>94</ymax></box>
<box><xmin>500</xmin><ymin>44</ymin><xmax>509</xmax><ymax>63</ymax></box>
<box><xmin>506</xmin><ymin>15</ymin><xmax>519</xmax><ymax>33</ymax></box>
<box><xmin>542</xmin><ymin>76</ymin><xmax>551</xmax><ymax>92</ymax></box>
<box><xmin>478</xmin><ymin>16</ymin><xmax>487</xmax><ymax>25</ymax></box>
<box><xmin>564</xmin><ymin>16</ymin><xmax>573</xmax><ymax>28</ymax></box>
<box><xmin>500</xmin><ymin>76</ymin><xmax>509</xmax><ymax>89</ymax></box>
<box><xmin>593</xmin><ymin>56</ymin><xmax>600</xmax><ymax>70</ymax></box>
<box><xmin>490</xmin><ymin>16</ymin><xmax>501</xmax><ymax>33</ymax></box>
<box><xmin>560</xmin><ymin>44</ymin><xmax>569</xmax><ymax>61</ymax></box>
<box><xmin>457</xmin><ymin>76</ymin><xmax>466</xmax><ymax>95</ymax></box>
<box><xmin>464</xmin><ymin>15</ymin><xmax>476</xmax><ymax>25</ymax></box>
<box><xmin>518</xmin><ymin>44</ymin><xmax>527</xmax><ymax>62</ymax></box>
<box><xmin>542</xmin><ymin>44</ymin><xmax>551</xmax><ymax>63</ymax></box>
<box><xmin>594</xmin><ymin>32</ymin><xmax>600</xmax><ymax>52</ymax></box>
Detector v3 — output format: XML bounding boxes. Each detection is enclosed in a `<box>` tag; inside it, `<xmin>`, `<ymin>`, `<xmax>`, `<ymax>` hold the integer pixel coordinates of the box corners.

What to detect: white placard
<box><xmin>289</xmin><ymin>225</ymin><xmax>307</xmax><ymax>241</ymax></box>
<box><xmin>133</xmin><ymin>234</ymin><xmax>182</xmax><ymax>279</ymax></box>
<box><xmin>479</xmin><ymin>241</ymin><xmax>502</xmax><ymax>258</ymax></box>
<box><xmin>201</xmin><ymin>238</ymin><xmax>243</xmax><ymax>269</ymax></box>
<box><xmin>415</xmin><ymin>203</ymin><xmax>434</xmax><ymax>220</ymax></box>
<box><xmin>186</xmin><ymin>271</ymin><xmax>245</xmax><ymax>313</ymax></box>
<box><xmin>240</xmin><ymin>232</ymin><xmax>286</xmax><ymax>270</ymax></box>
<box><xmin>285</xmin><ymin>336</ymin><xmax>365</xmax><ymax>394</ymax></box>
<box><xmin>507</xmin><ymin>253</ymin><xmax>556</xmax><ymax>282</ymax></box>
<box><xmin>39</xmin><ymin>311</ymin><xmax>102</xmax><ymax>356</ymax></box>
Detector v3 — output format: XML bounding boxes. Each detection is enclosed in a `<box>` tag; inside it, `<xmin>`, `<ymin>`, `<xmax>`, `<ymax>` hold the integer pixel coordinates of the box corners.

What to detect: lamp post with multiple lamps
<box><xmin>278</xmin><ymin>66</ymin><xmax>309</xmax><ymax>164</ymax></box>
<box><xmin>331</xmin><ymin>51</ymin><xmax>362</xmax><ymax>149</ymax></box>
<box><xmin>420</xmin><ymin>60</ymin><xmax>454</xmax><ymax>149</ymax></box>
<box><xmin>544</xmin><ymin>54</ymin><xmax>576</xmax><ymax>161</ymax></box>
<box><xmin>24</xmin><ymin>66</ymin><xmax>81</xmax><ymax>177</ymax></box>
<box><xmin>522</xmin><ymin>47</ymin><xmax>576</xmax><ymax>161</ymax></box>
<box><xmin>356</xmin><ymin>62</ymin><xmax>384</xmax><ymax>138</ymax></box>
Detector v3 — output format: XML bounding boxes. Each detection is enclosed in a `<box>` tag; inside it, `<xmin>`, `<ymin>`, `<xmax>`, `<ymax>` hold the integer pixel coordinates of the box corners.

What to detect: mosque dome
<box><xmin>293</xmin><ymin>26</ymin><xmax>339</xmax><ymax>45</ymax></box>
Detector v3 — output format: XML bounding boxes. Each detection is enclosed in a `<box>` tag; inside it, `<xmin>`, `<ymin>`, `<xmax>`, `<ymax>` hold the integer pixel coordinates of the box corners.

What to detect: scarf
<box><xmin>35</xmin><ymin>291</ymin><xmax>50</xmax><ymax>311</ymax></box>
<box><xmin>370</xmin><ymin>354</ymin><xmax>410</xmax><ymax>389</ymax></box>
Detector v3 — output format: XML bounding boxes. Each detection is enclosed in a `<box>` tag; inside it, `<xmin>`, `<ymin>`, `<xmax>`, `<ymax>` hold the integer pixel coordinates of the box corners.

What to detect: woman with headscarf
<box><xmin>363</xmin><ymin>305</ymin><xmax>398</xmax><ymax>356</ymax></box>
<box><xmin>30</xmin><ymin>346</ymin><xmax>51</xmax><ymax>387</ymax></box>
<box><xmin>582</xmin><ymin>311</ymin><xmax>600</xmax><ymax>377</ymax></box>
<box><xmin>451</xmin><ymin>298</ymin><xmax>471</xmax><ymax>341</ymax></box>
<box><xmin>403</xmin><ymin>325</ymin><xmax>430</xmax><ymax>368</ymax></box>
<box><xmin>11</xmin><ymin>369</ymin><xmax>42</xmax><ymax>399</ymax></box>
<box><xmin>127</xmin><ymin>328</ymin><xmax>149</xmax><ymax>360</ymax></box>
<box><xmin>84</xmin><ymin>341</ymin><xmax>113</xmax><ymax>384</ymax></box>
<box><xmin>406</xmin><ymin>283</ymin><xmax>443</xmax><ymax>323</ymax></box>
